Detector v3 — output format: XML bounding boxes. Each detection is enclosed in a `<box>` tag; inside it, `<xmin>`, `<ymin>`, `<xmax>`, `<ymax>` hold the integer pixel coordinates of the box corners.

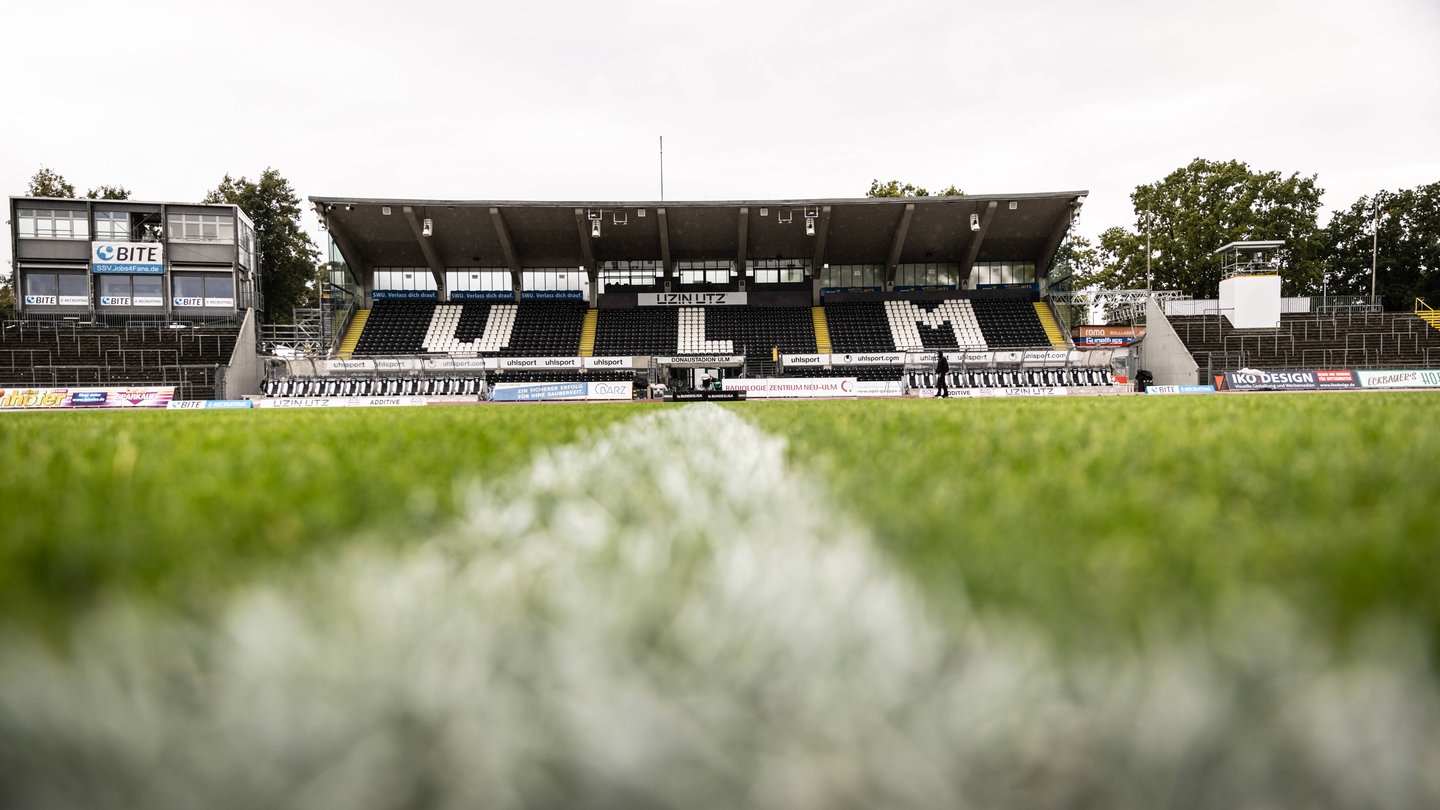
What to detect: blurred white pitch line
<box><xmin>0</xmin><ymin>404</ymin><xmax>1436</xmax><ymax>809</ymax></box>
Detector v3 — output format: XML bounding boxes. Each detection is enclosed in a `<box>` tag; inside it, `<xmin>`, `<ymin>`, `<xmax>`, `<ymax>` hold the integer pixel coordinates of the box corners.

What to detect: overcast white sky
<box><xmin>4</xmin><ymin>0</ymin><xmax>1438</xmax><ymax>273</ymax></box>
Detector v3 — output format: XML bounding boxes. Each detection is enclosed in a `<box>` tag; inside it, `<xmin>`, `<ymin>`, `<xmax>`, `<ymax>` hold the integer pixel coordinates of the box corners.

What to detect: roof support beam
<box><xmin>402</xmin><ymin>206</ymin><xmax>447</xmax><ymax>299</ymax></box>
<box><xmin>657</xmin><ymin>207</ymin><xmax>673</xmax><ymax>290</ymax></box>
<box><xmin>489</xmin><ymin>207</ymin><xmax>523</xmax><ymax>300</ymax></box>
<box><xmin>574</xmin><ymin>208</ymin><xmax>598</xmax><ymax>303</ymax></box>
<box><xmin>736</xmin><ymin>206</ymin><xmax>749</xmax><ymax>289</ymax></box>
<box><xmin>810</xmin><ymin>204</ymin><xmax>832</xmax><ymax>273</ymax></box>
<box><xmin>960</xmin><ymin>200</ymin><xmax>999</xmax><ymax>283</ymax></box>
<box><xmin>1035</xmin><ymin>198</ymin><xmax>1079</xmax><ymax>283</ymax></box>
<box><xmin>883</xmin><ymin>203</ymin><xmax>915</xmax><ymax>289</ymax></box>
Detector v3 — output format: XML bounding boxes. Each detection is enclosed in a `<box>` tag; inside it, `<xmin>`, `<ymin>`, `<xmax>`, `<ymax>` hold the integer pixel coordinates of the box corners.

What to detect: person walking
<box><xmin>935</xmin><ymin>351</ymin><xmax>950</xmax><ymax>398</ymax></box>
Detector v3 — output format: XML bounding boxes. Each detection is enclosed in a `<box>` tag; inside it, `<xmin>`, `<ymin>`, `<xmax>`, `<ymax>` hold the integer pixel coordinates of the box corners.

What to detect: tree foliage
<box><xmin>27</xmin><ymin>167</ymin><xmax>76</xmax><ymax>198</ymax></box>
<box><xmin>26</xmin><ymin>167</ymin><xmax>131</xmax><ymax>199</ymax></box>
<box><xmin>86</xmin><ymin>184</ymin><xmax>131</xmax><ymax>200</ymax></box>
<box><xmin>204</xmin><ymin>168</ymin><xmax>319</xmax><ymax>324</ymax></box>
<box><xmin>867</xmin><ymin>179</ymin><xmax>964</xmax><ymax>198</ymax></box>
<box><xmin>1321</xmin><ymin>183</ymin><xmax>1440</xmax><ymax>309</ymax></box>
<box><xmin>1081</xmin><ymin>158</ymin><xmax>1326</xmax><ymax>299</ymax></box>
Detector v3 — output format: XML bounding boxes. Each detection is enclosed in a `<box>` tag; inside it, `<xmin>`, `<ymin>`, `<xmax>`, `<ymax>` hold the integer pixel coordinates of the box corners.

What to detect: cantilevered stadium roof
<box><xmin>311</xmin><ymin>191</ymin><xmax>1087</xmax><ymax>288</ymax></box>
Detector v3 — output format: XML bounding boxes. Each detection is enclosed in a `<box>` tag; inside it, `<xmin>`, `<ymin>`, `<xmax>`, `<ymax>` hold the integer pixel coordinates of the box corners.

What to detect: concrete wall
<box><xmin>222</xmin><ymin>308</ymin><xmax>262</xmax><ymax>398</ymax></box>
<box><xmin>1139</xmin><ymin>296</ymin><xmax>1200</xmax><ymax>386</ymax></box>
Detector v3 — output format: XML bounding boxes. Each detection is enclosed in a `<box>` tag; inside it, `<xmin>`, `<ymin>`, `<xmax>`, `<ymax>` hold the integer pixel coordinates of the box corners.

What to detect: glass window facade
<box><xmin>167</xmin><ymin>213</ymin><xmax>235</xmax><ymax>243</ymax></box>
<box><xmin>895</xmin><ymin>263</ymin><xmax>960</xmax><ymax>287</ymax></box>
<box><xmin>970</xmin><ymin>261</ymin><xmax>1037</xmax><ymax>287</ymax></box>
<box><xmin>446</xmin><ymin>269</ymin><xmax>512</xmax><ymax>292</ymax></box>
<box><xmin>748</xmin><ymin>259</ymin><xmax>808</xmax><ymax>285</ymax></box>
<box><xmin>520</xmin><ymin>268</ymin><xmax>585</xmax><ymax>292</ymax></box>
<box><xmin>598</xmin><ymin>260</ymin><xmax>660</xmax><ymax>289</ymax></box>
<box><xmin>94</xmin><ymin>211</ymin><xmax>129</xmax><ymax>240</ymax></box>
<box><xmin>24</xmin><ymin>274</ymin><xmax>57</xmax><ymax>297</ymax></box>
<box><xmin>134</xmin><ymin>275</ymin><xmax>163</xmax><ymax>305</ymax></box>
<box><xmin>238</xmin><ymin>221</ymin><xmax>256</xmax><ymax>268</ymax></box>
<box><xmin>819</xmin><ymin>264</ymin><xmax>885</xmax><ymax>288</ymax></box>
<box><xmin>17</xmin><ymin>208</ymin><xmax>89</xmax><ymax>239</ymax></box>
<box><xmin>22</xmin><ymin>272</ymin><xmax>88</xmax><ymax>305</ymax></box>
<box><xmin>173</xmin><ymin>275</ymin><xmax>206</xmax><ymax>299</ymax></box>
<box><xmin>374</xmin><ymin>268</ymin><xmax>437</xmax><ymax>290</ymax></box>
<box><xmin>676</xmin><ymin>260</ymin><xmax>733</xmax><ymax>285</ymax></box>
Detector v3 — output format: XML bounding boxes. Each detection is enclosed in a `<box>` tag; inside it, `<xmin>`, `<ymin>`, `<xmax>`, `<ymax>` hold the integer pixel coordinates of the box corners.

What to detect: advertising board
<box><xmin>0</xmin><ymin>387</ymin><xmax>174</xmax><ymax>409</ymax></box>
<box><xmin>490</xmin><ymin>381</ymin><xmax>632</xmax><ymax>402</ymax></box>
<box><xmin>91</xmin><ymin>242</ymin><xmax>164</xmax><ymax>275</ymax></box>
<box><xmin>721</xmin><ymin>378</ymin><xmax>857</xmax><ymax>399</ymax></box>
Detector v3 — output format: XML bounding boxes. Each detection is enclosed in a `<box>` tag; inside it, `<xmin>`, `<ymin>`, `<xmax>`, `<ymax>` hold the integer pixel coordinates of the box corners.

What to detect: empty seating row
<box><xmin>354</xmin><ymin>300</ymin><xmax>587</xmax><ymax>356</ymax></box>
<box><xmin>971</xmin><ymin>299</ymin><xmax>1051</xmax><ymax>347</ymax></box>
<box><xmin>594</xmin><ymin>306</ymin><xmax>815</xmax><ymax>363</ymax></box>
<box><xmin>826</xmin><ymin>297</ymin><xmax>1054</xmax><ymax>353</ymax></box>
<box><xmin>885</xmin><ymin>299</ymin><xmax>987</xmax><ymax>351</ymax></box>
<box><xmin>0</xmin><ymin>319</ymin><xmax>239</xmax><ymax>400</ymax></box>
<box><xmin>1167</xmin><ymin>312</ymin><xmax>1440</xmax><ymax>373</ymax></box>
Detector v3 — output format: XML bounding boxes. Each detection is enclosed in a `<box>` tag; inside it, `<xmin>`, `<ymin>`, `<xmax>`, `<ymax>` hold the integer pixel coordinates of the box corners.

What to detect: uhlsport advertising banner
<box><xmin>832</xmin><ymin>352</ymin><xmax>906</xmax><ymax>366</ymax></box>
<box><xmin>1</xmin><ymin>387</ymin><xmax>174</xmax><ymax>409</ymax></box>
<box><xmin>499</xmin><ymin>357</ymin><xmax>583</xmax><ymax>371</ymax></box>
<box><xmin>490</xmin><ymin>381</ymin><xmax>633</xmax><ymax>402</ymax></box>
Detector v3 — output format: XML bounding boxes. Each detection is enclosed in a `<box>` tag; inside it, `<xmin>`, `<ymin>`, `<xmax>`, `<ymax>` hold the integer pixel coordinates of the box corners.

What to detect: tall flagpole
<box><xmin>659</xmin><ymin>136</ymin><xmax>665</xmax><ymax>201</ymax></box>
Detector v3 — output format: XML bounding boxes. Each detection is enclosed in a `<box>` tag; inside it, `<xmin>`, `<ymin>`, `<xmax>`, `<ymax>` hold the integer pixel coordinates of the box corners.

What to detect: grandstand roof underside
<box><xmin>312</xmin><ymin>192</ymin><xmax>1088</xmax><ymax>274</ymax></box>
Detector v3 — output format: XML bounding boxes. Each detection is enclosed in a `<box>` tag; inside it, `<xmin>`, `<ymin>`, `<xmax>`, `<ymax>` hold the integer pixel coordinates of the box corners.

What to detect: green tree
<box><xmin>26</xmin><ymin>167</ymin><xmax>131</xmax><ymax>200</ymax></box>
<box><xmin>866</xmin><ymin>179</ymin><xmax>964</xmax><ymax>198</ymax></box>
<box><xmin>205</xmin><ymin>168</ymin><xmax>320</xmax><ymax>324</ymax></box>
<box><xmin>0</xmin><ymin>275</ymin><xmax>14</xmax><ymax>321</ymax></box>
<box><xmin>1099</xmin><ymin>158</ymin><xmax>1326</xmax><ymax>299</ymax></box>
<box><xmin>1322</xmin><ymin>183</ymin><xmax>1440</xmax><ymax>309</ymax></box>
<box><xmin>85</xmin><ymin>184</ymin><xmax>131</xmax><ymax>200</ymax></box>
<box><xmin>1070</xmin><ymin>227</ymin><xmax>1146</xmax><ymax>291</ymax></box>
<box><xmin>27</xmin><ymin>167</ymin><xmax>77</xmax><ymax>198</ymax></box>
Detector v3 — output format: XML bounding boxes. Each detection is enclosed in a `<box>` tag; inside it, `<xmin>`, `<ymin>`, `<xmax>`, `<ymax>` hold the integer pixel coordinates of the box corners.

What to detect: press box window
<box><xmin>167</xmin><ymin>213</ymin><xmax>235</xmax><ymax>243</ymax></box>
<box><xmin>25</xmin><ymin>274</ymin><xmax>57</xmax><ymax>298</ymax></box>
<box><xmin>94</xmin><ymin>211</ymin><xmax>129</xmax><ymax>240</ymax></box>
<box><xmin>17</xmin><ymin>208</ymin><xmax>90</xmax><ymax>240</ymax></box>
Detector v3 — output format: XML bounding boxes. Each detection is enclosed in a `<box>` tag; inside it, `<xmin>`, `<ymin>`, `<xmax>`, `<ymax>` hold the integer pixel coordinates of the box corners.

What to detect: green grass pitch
<box><xmin>1</xmin><ymin>393</ymin><xmax>1436</xmax><ymax>653</ymax></box>
<box><xmin>3</xmin><ymin>393</ymin><xmax>1440</xmax><ymax>808</ymax></box>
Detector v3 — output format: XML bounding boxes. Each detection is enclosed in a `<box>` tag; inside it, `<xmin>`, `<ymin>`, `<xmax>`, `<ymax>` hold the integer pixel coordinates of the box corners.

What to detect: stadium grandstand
<box><xmin>2</xmin><ymin>196</ymin><xmax>261</xmax><ymax>405</ymax></box>
<box><xmin>285</xmin><ymin>191</ymin><xmax>1121</xmax><ymax>401</ymax></box>
<box><xmin>1077</xmin><ymin>242</ymin><xmax>1440</xmax><ymax>391</ymax></box>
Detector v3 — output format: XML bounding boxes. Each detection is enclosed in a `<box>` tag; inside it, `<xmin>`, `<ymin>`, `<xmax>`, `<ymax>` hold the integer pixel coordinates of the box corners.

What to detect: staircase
<box><xmin>812</xmin><ymin>306</ymin><xmax>832</xmax><ymax>353</ymax></box>
<box><xmin>1033</xmin><ymin>302</ymin><xmax>1069</xmax><ymax>350</ymax></box>
<box><xmin>336</xmin><ymin>309</ymin><xmax>370</xmax><ymax>358</ymax></box>
<box><xmin>1416</xmin><ymin>299</ymin><xmax>1440</xmax><ymax>333</ymax></box>
<box><xmin>579</xmin><ymin>309</ymin><xmax>598</xmax><ymax>357</ymax></box>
